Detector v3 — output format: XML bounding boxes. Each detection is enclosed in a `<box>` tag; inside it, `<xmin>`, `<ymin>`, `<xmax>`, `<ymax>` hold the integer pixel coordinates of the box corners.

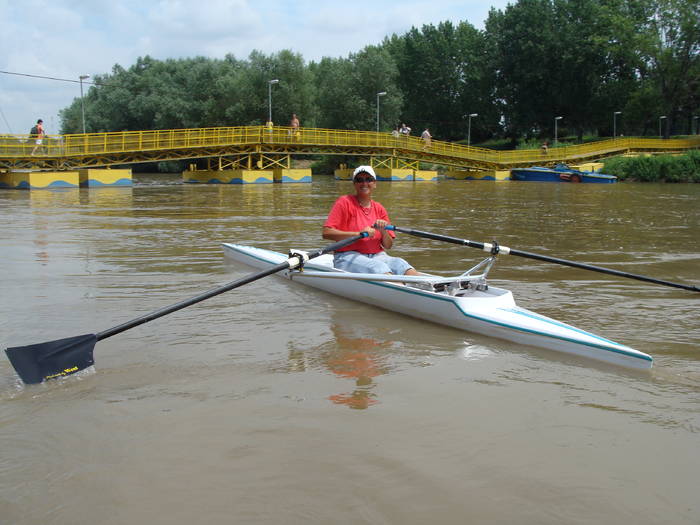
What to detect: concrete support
<box><xmin>182</xmin><ymin>169</ymin><xmax>274</xmax><ymax>184</ymax></box>
<box><xmin>447</xmin><ymin>169</ymin><xmax>510</xmax><ymax>181</ymax></box>
<box><xmin>334</xmin><ymin>167</ymin><xmax>437</xmax><ymax>181</ymax></box>
<box><xmin>272</xmin><ymin>168</ymin><xmax>312</xmax><ymax>183</ymax></box>
<box><xmin>0</xmin><ymin>170</ymin><xmax>80</xmax><ymax>189</ymax></box>
<box><xmin>334</xmin><ymin>168</ymin><xmax>354</xmax><ymax>180</ymax></box>
<box><xmin>413</xmin><ymin>170</ymin><xmax>438</xmax><ymax>181</ymax></box>
<box><xmin>375</xmin><ymin>168</ymin><xmax>413</xmax><ymax>181</ymax></box>
<box><xmin>79</xmin><ymin>168</ymin><xmax>132</xmax><ymax>187</ymax></box>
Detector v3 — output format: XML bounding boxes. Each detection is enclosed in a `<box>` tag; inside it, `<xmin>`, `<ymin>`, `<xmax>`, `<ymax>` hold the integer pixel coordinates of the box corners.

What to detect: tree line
<box><xmin>60</xmin><ymin>0</ymin><xmax>699</xmax><ymax>145</ymax></box>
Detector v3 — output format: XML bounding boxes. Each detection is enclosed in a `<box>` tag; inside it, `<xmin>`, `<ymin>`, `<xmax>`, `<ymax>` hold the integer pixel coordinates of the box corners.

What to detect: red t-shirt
<box><xmin>324</xmin><ymin>194</ymin><xmax>395</xmax><ymax>253</ymax></box>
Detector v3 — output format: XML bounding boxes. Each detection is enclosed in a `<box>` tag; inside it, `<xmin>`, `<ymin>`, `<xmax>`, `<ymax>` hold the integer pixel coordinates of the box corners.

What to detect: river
<box><xmin>1</xmin><ymin>174</ymin><xmax>698</xmax><ymax>524</ymax></box>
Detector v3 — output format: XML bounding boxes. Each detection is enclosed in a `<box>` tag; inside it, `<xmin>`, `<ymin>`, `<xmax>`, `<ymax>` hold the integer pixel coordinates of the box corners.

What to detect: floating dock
<box><xmin>0</xmin><ymin>168</ymin><xmax>132</xmax><ymax>190</ymax></box>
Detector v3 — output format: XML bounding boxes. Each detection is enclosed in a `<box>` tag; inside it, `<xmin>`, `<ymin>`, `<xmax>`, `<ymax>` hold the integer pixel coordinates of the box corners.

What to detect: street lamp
<box><xmin>659</xmin><ymin>115</ymin><xmax>667</xmax><ymax>138</ymax></box>
<box><xmin>467</xmin><ymin>113</ymin><xmax>478</xmax><ymax>146</ymax></box>
<box><xmin>554</xmin><ymin>116</ymin><xmax>563</xmax><ymax>145</ymax></box>
<box><xmin>79</xmin><ymin>74</ymin><xmax>89</xmax><ymax>134</ymax></box>
<box><xmin>613</xmin><ymin>111</ymin><xmax>621</xmax><ymax>138</ymax></box>
<box><xmin>267</xmin><ymin>79</ymin><xmax>279</xmax><ymax>125</ymax></box>
<box><xmin>376</xmin><ymin>91</ymin><xmax>387</xmax><ymax>132</ymax></box>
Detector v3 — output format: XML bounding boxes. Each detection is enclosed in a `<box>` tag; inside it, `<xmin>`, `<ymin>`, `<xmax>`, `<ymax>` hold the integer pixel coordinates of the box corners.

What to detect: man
<box><xmin>323</xmin><ymin>166</ymin><xmax>418</xmax><ymax>275</ymax></box>
<box><xmin>290</xmin><ymin>113</ymin><xmax>300</xmax><ymax>140</ymax></box>
<box><xmin>30</xmin><ymin>119</ymin><xmax>45</xmax><ymax>155</ymax></box>
<box><xmin>421</xmin><ymin>128</ymin><xmax>432</xmax><ymax>149</ymax></box>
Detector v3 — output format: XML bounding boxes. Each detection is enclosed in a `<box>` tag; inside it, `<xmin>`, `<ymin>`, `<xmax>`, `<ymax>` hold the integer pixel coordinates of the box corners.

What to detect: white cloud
<box><xmin>0</xmin><ymin>0</ymin><xmax>512</xmax><ymax>134</ymax></box>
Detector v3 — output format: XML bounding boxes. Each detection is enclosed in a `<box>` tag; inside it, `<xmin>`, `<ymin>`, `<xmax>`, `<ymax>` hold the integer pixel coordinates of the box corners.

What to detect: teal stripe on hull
<box><xmin>365</xmin><ymin>279</ymin><xmax>651</xmax><ymax>364</ymax></box>
<box><xmin>225</xmin><ymin>246</ymin><xmax>652</xmax><ymax>366</ymax></box>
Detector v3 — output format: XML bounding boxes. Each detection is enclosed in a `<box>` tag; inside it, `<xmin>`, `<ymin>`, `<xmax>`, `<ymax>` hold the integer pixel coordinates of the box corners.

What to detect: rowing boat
<box><xmin>221</xmin><ymin>243</ymin><xmax>653</xmax><ymax>369</ymax></box>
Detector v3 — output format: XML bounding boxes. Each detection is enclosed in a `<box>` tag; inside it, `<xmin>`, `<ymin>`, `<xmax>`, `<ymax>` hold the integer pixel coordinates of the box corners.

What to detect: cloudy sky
<box><xmin>0</xmin><ymin>0</ymin><xmax>512</xmax><ymax>135</ymax></box>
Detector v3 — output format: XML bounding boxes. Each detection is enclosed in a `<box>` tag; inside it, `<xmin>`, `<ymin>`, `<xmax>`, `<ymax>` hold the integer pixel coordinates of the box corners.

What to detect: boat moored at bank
<box><xmin>511</xmin><ymin>163</ymin><xmax>617</xmax><ymax>183</ymax></box>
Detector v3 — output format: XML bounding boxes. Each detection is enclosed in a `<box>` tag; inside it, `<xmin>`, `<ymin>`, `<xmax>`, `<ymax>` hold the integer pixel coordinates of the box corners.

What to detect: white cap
<box><xmin>352</xmin><ymin>165</ymin><xmax>376</xmax><ymax>180</ymax></box>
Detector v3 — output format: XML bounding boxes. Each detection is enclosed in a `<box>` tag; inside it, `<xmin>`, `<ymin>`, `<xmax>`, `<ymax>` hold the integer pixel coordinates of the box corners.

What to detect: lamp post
<box><xmin>267</xmin><ymin>79</ymin><xmax>279</xmax><ymax>125</ymax></box>
<box><xmin>467</xmin><ymin>113</ymin><xmax>478</xmax><ymax>146</ymax></box>
<box><xmin>79</xmin><ymin>74</ymin><xmax>89</xmax><ymax>134</ymax></box>
<box><xmin>376</xmin><ymin>91</ymin><xmax>387</xmax><ymax>132</ymax></box>
<box><xmin>693</xmin><ymin>116</ymin><xmax>699</xmax><ymax>135</ymax></box>
<box><xmin>659</xmin><ymin>115</ymin><xmax>666</xmax><ymax>138</ymax></box>
<box><xmin>554</xmin><ymin>116</ymin><xmax>563</xmax><ymax>145</ymax></box>
<box><xmin>613</xmin><ymin>111</ymin><xmax>621</xmax><ymax>138</ymax></box>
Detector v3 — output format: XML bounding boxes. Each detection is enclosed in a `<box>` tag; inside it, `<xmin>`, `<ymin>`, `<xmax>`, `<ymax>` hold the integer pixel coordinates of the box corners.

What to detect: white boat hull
<box><xmin>222</xmin><ymin>243</ymin><xmax>653</xmax><ymax>369</ymax></box>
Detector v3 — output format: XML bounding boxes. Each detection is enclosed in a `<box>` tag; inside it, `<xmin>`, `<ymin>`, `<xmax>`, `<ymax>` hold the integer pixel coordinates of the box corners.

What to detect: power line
<box><xmin>0</xmin><ymin>70</ymin><xmax>115</xmax><ymax>88</ymax></box>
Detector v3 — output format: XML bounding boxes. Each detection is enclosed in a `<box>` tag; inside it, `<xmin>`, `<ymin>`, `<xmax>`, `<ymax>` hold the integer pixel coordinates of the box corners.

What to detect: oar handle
<box><xmin>387</xmin><ymin>225</ymin><xmax>699</xmax><ymax>293</ymax></box>
<box><xmin>97</xmin><ymin>233</ymin><xmax>368</xmax><ymax>341</ymax></box>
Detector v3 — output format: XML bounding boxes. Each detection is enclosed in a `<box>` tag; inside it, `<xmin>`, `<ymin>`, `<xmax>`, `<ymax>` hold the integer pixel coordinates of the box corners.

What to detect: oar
<box><xmin>385</xmin><ymin>225</ymin><xmax>699</xmax><ymax>292</ymax></box>
<box><xmin>5</xmin><ymin>234</ymin><xmax>367</xmax><ymax>384</ymax></box>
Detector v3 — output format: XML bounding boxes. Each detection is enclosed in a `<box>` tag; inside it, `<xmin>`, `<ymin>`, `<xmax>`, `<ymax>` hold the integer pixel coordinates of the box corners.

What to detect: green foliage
<box><xmin>385</xmin><ymin>21</ymin><xmax>493</xmax><ymax>141</ymax></box>
<box><xmin>603</xmin><ymin>152</ymin><xmax>700</xmax><ymax>182</ymax></box>
<box><xmin>310</xmin><ymin>46</ymin><xmax>401</xmax><ymax>131</ymax></box>
<box><xmin>60</xmin><ymin>51</ymin><xmax>317</xmax><ymax>133</ymax></box>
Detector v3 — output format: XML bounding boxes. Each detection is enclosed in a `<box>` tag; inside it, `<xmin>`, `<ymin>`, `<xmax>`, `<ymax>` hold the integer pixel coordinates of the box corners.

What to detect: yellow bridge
<box><xmin>1</xmin><ymin>125</ymin><xmax>698</xmax><ymax>173</ymax></box>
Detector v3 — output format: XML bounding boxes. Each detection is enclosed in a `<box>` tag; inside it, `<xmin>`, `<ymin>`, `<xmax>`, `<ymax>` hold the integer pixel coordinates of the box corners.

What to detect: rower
<box><xmin>322</xmin><ymin>166</ymin><xmax>419</xmax><ymax>276</ymax></box>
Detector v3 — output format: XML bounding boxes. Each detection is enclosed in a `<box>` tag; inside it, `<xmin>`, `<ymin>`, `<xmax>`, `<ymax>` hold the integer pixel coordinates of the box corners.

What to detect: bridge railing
<box><xmin>1</xmin><ymin>126</ymin><xmax>698</xmax><ymax>167</ymax></box>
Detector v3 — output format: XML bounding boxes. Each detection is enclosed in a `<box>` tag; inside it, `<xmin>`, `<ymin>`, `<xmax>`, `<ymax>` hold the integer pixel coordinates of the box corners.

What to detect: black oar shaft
<box><xmin>507</xmin><ymin>247</ymin><xmax>698</xmax><ymax>291</ymax></box>
<box><xmin>389</xmin><ymin>225</ymin><xmax>699</xmax><ymax>292</ymax></box>
<box><xmin>96</xmin><ymin>262</ymin><xmax>288</xmax><ymax>341</ymax></box>
<box><xmin>97</xmin><ymin>234</ymin><xmax>366</xmax><ymax>341</ymax></box>
<box><xmin>6</xmin><ymin>234</ymin><xmax>367</xmax><ymax>384</ymax></box>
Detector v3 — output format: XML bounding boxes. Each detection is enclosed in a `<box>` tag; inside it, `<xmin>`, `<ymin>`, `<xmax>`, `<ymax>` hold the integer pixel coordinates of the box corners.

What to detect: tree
<box><xmin>386</xmin><ymin>21</ymin><xmax>494</xmax><ymax>141</ymax></box>
<box><xmin>642</xmin><ymin>0</ymin><xmax>700</xmax><ymax>136</ymax></box>
<box><xmin>486</xmin><ymin>0</ymin><xmax>613</xmax><ymax>141</ymax></box>
<box><xmin>312</xmin><ymin>46</ymin><xmax>401</xmax><ymax>131</ymax></box>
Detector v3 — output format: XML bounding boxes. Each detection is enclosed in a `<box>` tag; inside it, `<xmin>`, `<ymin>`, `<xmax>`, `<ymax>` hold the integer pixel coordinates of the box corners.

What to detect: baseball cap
<box><xmin>352</xmin><ymin>165</ymin><xmax>376</xmax><ymax>180</ymax></box>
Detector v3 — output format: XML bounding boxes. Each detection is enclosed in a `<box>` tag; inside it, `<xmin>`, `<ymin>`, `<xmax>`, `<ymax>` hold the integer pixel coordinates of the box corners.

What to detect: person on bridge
<box><xmin>289</xmin><ymin>113</ymin><xmax>300</xmax><ymax>140</ymax></box>
<box><xmin>421</xmin><ymin>128</ymin><xmax>432</xmax><ymax>149</ymax></box>
<box><xmin>30</xmin><ymin>119</ymin><xmax>45</xmax><ymax>155</ymax></box>
<box><xmin>323</xmin><ymin>165</ymin><xmax>419</xmax><ymax>276</ymax></box>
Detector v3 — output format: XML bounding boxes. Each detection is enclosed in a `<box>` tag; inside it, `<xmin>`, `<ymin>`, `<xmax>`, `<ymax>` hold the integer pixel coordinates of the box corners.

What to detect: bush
<box><xmin>602</xmin><ymin>152</ymin><xmax>700</xmax><ymax>182</ymax></box>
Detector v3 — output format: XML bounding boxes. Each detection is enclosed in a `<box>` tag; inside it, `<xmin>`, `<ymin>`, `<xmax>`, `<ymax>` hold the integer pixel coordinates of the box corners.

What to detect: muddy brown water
<box><xmin>1</xmin><ymin>175</ymin><xmax>698</xmax><ymax>524</ymax></box>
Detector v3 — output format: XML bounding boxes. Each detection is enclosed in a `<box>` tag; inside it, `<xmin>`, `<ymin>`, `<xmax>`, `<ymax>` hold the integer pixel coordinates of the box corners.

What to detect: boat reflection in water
<box><xmin>511</xmin><ymin>163</ymin><xmax>617</xmax><ymax>183</ymax></box>
<box><xmin>324</xmin><ymin>322</ymin><xmax>392</xmax><ymax>409</ymax></box>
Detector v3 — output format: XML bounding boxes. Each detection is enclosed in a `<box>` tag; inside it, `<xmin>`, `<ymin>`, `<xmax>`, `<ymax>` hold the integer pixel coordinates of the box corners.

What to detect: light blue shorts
<box><xmin>333</xmin><ymin>251</ymin><xmax>413</xmax><ymax>275</ymax></box>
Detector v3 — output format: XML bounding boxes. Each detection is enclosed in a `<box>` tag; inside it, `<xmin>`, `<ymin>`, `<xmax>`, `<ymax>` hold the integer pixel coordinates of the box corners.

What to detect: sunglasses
<box><xmin>354</xmin><ymin>177</ymin><xmax>374</xmax><ymax>183</ymax></box>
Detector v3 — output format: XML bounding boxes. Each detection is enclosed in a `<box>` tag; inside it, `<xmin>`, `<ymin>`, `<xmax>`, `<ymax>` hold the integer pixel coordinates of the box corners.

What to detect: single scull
<box><xmin>222</xmin><ymin>243</ymin><xmax>653</xmax><ymax>369</ymax></box>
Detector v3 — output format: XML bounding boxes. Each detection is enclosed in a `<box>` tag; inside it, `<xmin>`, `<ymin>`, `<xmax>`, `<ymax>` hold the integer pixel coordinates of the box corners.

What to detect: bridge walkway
<box><xmin>1</xmin><ymin>125</ymin><xmax>698</xmax><ymax>172</ymax></box>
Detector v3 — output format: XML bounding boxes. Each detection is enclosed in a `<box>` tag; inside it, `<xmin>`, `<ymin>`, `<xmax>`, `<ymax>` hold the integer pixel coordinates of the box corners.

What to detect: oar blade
<box><xmin>5</xmin><ymin>334</ymin><xmax>97</xmax><ymax>384</ymax></box>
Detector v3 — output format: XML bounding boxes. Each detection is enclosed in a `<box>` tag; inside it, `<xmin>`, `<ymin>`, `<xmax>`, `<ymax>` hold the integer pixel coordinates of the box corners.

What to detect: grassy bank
<box><xmin>602</xmin><ymin>151</ymin><xmax>700</xmax><ymax>182</ymax></box>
